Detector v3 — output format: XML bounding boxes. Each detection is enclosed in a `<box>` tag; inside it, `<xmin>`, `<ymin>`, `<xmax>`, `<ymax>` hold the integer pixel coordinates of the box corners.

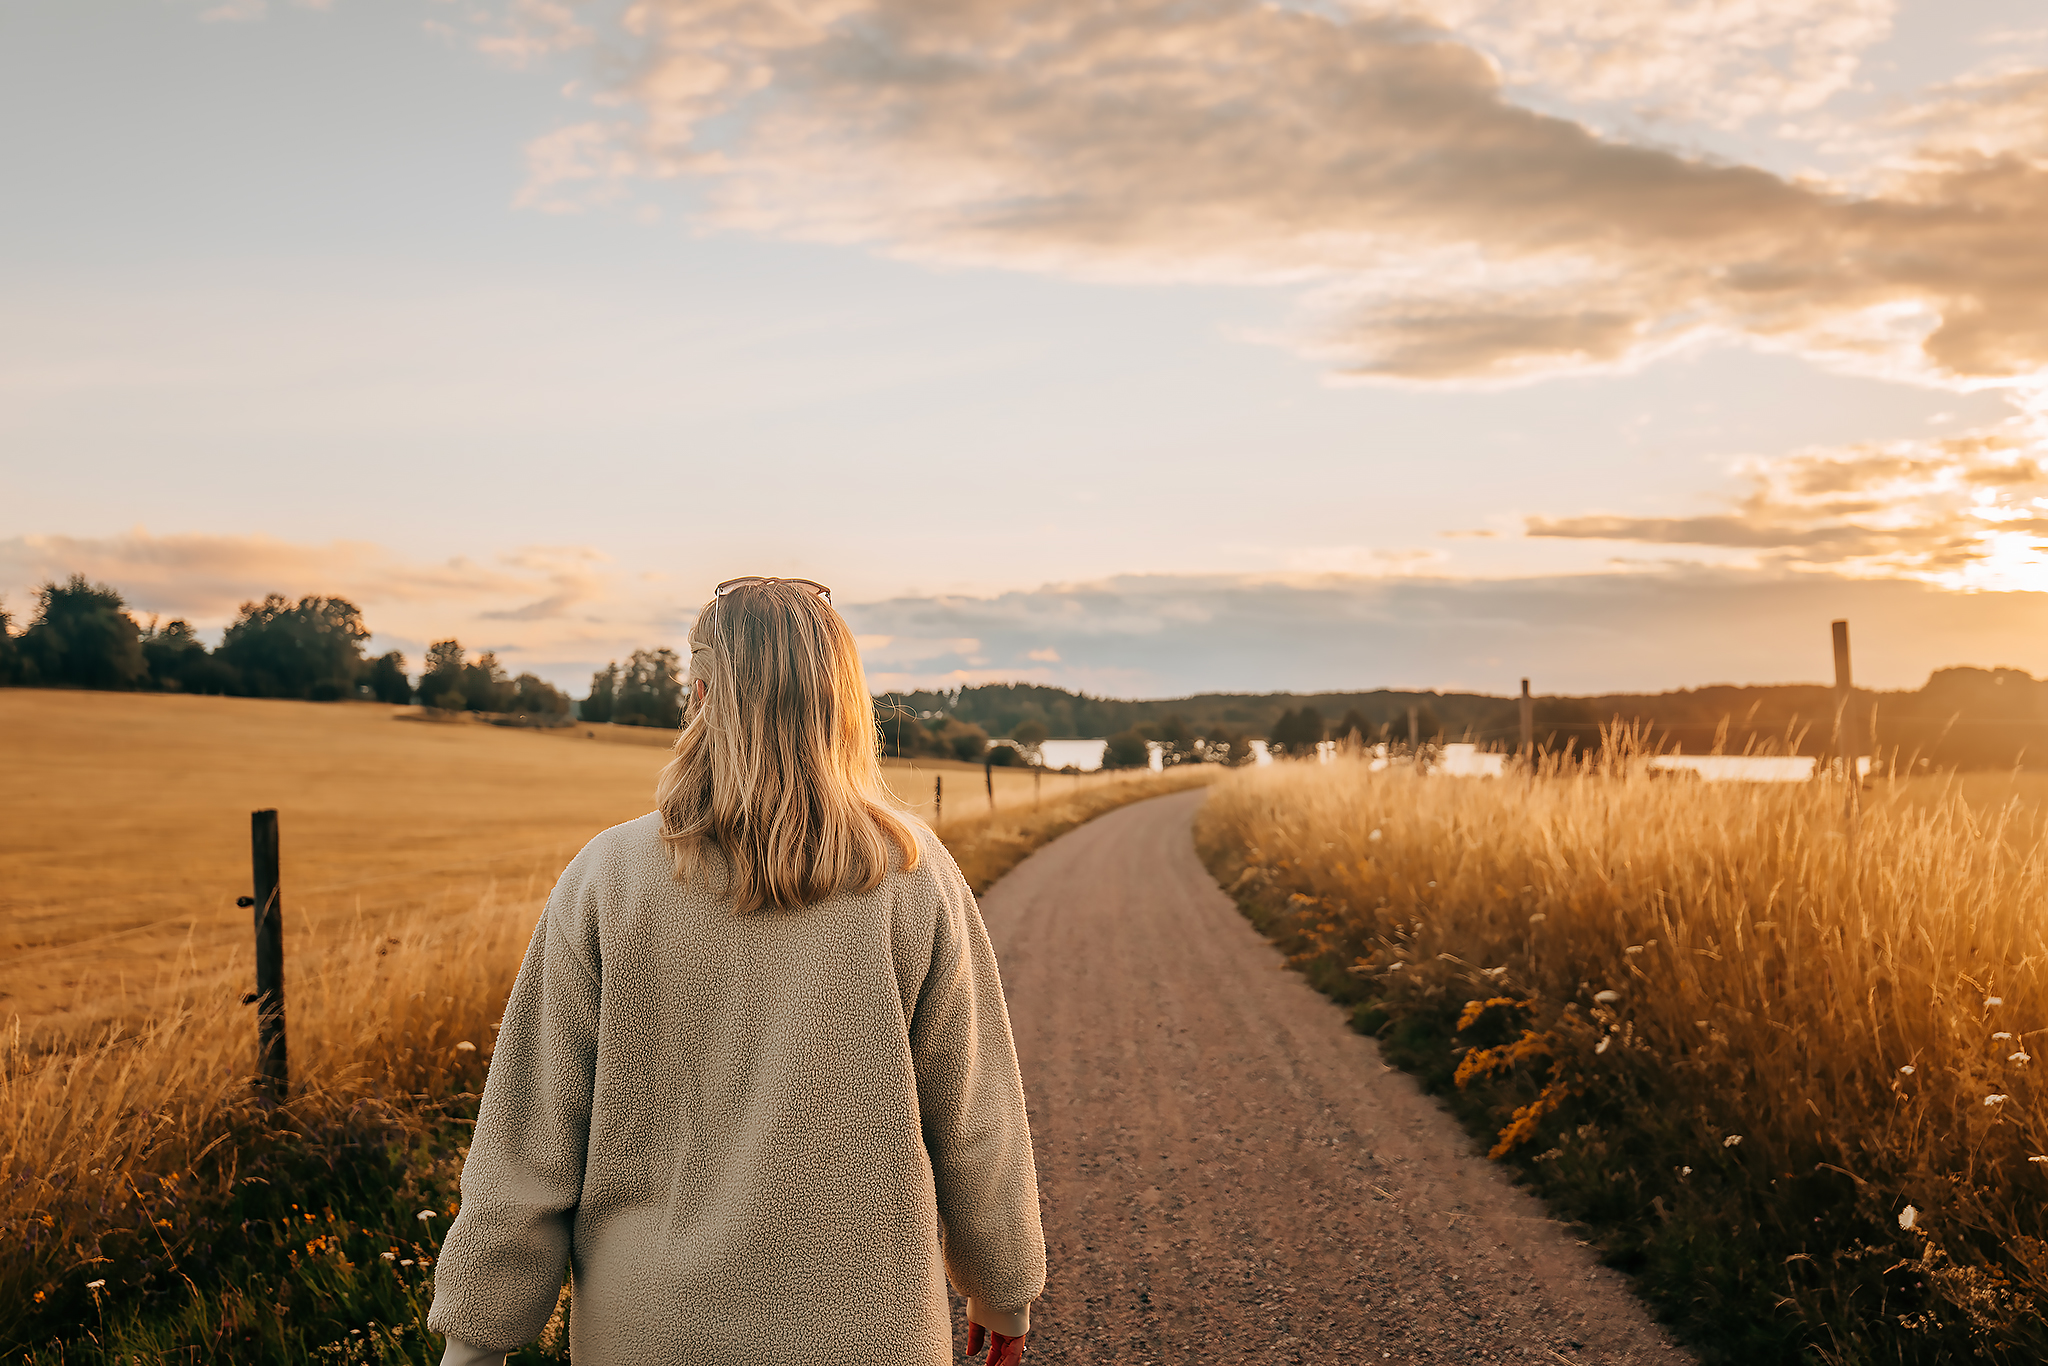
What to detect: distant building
<box><xmin>1038</xmin><ymin>738</ymin><xmax>1109</xmax><ymax>771</ymax></box>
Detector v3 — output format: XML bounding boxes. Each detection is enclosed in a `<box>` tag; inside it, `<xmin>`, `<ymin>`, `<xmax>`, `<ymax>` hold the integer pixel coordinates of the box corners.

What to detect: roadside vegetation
<box><xmin>1196</xmin><ymin>747</ymin><xmax>2048</xmax><ymax>1366</ymax></box>
<box><xmin>0</xmin><ymin>746</ymin><xmax>1206</xmax><ymax>1363</ymax></box>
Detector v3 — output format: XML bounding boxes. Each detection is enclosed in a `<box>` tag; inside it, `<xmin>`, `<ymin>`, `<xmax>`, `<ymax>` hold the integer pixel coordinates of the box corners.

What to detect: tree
<box><xmin>0</xmin><ymin>600</ymin><xmax>17</xmax><ymax>685</ymax></box>
<box><xmin>217</xmin><ymin>594</ymin><xmax>369</xmax><ymax>700</ymax></box>
<box><xmin>946</xmin><ymin>722</ymin><xmax>989</xmax><ymax>763</ymax></box>
<box><xmin>1103</xmin><ymin>728</ymin><xmax>1152</xmax><ymax>769</ymax></box>
<box><xmin>614</xmin><ymin>648</ymin><xmax>684</xmax><ymax>728</ymax></box>
<box><xmin>584</xmin><ymin>662</ymin><xmax>620</xmax><ymax>723</ymax></box>
<box><xmin>20</xmin><ymin>575</ymin><xmax>147</xmax><ymax>690</ymax></box>
<box><xmin>1335</xmin><ymin>708</ymin><xmax>1372</xmax><ymax>745</ymax></box>
<box><xmin>460</xmin><ymin>651</ymin><xmax>513</xmax><ymax>713</ymax></box>
<box><xmin>362</xmin><ymin>651</ymin><xmax>412</xmax><ymax>705</ymax></box>
<box><xmin>508</xmin><ymin>673</ymin><xmax>571</xmax><ymax>717</ymax></box>
<box><xmin>422</xmin><ymin>640</ymin><xmax>468</xmax><ymax>711</ymax></box>
<box><xmin>142</xmin><ymin>618</ymin><xmax>210</xmax><ymax>692</ymax></box>
<box><xmin>1011</xmin><ymin>719</ymin><xmax>1049</xmax><ymax>755</ymax></box>
<box><xmin>1268</xmin><ymin>707</ymin><xmax>1327</xmax><ymax>758</ymax></box>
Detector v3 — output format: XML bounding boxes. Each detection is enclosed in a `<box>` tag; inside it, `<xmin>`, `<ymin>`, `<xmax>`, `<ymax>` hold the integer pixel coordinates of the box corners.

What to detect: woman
<box><xmin>429</xmin><ymin>578</ymin><xmax>1044</xmax><ymax>1366</ymax></box>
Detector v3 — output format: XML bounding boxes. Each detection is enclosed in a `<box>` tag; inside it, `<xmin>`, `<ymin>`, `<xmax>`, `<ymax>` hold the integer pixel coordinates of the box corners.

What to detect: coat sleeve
<box><xmin>910</xmin><ymin>854</ymin><xmax>1048</xmax><ymax>1337</ymax></box>
<box><xmin>427</xmin><ymin>851</ymin><xmax>603</xmax><ymax>1352</ymax></box>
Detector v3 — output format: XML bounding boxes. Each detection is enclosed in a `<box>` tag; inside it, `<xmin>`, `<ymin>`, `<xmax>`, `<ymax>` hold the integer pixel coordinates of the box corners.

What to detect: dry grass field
<box><xmin>0</xmin><ymin>689</ymin><xmax>1198</xmax><ymax>1358</ymax></box>
<box><xmin>1198</xmin><ymin>755</ymin><xmax>2048</xmax><ymax>1364</ymax></box>
<box><xmin>1</xmin><ymin>690</ymin><xmax>1093</xmax><ymax>1041</ymax></box>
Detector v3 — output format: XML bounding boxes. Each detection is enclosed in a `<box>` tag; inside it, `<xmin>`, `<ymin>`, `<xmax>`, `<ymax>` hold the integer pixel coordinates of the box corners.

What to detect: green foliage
<box><xmin>1102</xmin><ymin>729</ymin><xmax>1151</xmax><ymax>769</ymax></box>
<box><xmin>0</xmin><ymin>601</ymin><xmax>18</xmax><ymax>685</ymax></box>
<box><xmin>1267</xmin><ymin>706</ymin><xmax>1325</xmax><ymax>757</ymax></box>
<box><xmin>361</xmin><ymin>652</ymin><xmax>412</xmax><ymax>706</ymax></box>
<box><xmin>583</xmin><ymin>662</ymin><xmax>619</xmax><ymax>724</ymax></box>
<box><xmin>506</xmin><ymin>674</ymin><xmax>570</xmax><ymax>717</ymax></box>
<box><xmin>218</xmin><ymin>596</ymin><xmax>370</xmax><ymax>701</ymax></box>
<box><xmin>19</xmin><ymin>576</ymin><xmax>147</xmax><ymax>690</ymax></box>
<box><xmin>611</xmin><ymin>648</ymin><xmax>682</xmax><ymax>729</ymax></box>
<box><xmin>1009</xmin><ymin>719</ymin><xmax>1048</xmax><ymax>750</ymax></box>
<box><xmin>947</xmin><ymin>722</ymin><xmax>988</xmax><ymax>763</ymax></box>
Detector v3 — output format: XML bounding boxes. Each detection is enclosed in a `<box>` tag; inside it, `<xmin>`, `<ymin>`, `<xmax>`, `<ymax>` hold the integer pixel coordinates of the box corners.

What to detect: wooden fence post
<box><xmin>244</xmin><ymin>808</ymin><xmax>288</xmax><ymax>1102</ymax></box>
<box><xmin>1519</xmin><ymin>678</ymin><xmax>1534</xmax><ymax>771</ymax></box>
<box><xmin>984</xmin><ymin>757</ymin><xmax>995</xmax><ymax>811</ymax></box>
<box><xmin>934</xmin><ymin>775</ymin><xmax>943</xmax><ymax>825</ymax></box>
<box><xmin>1832</xmin><ymin>620</ymin><xmax>1862</xmax><ymax>846</ymax></box>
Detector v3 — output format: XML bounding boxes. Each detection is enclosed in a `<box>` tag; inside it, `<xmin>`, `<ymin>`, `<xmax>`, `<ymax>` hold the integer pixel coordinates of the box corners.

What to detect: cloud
<box><xmin>842</xmin><ymin>567</ymin><xmax>2048</xmax><ymax>695</ymax></box>
<box><xmin>1524</xmin><ymin>410</ymin><xmax>2048</xmax><ymax>587</ymax></box>
<box><xmin>506</xmin><ymin>0</ymin><xmax>2048</xmax><ymax>389</ymax></box>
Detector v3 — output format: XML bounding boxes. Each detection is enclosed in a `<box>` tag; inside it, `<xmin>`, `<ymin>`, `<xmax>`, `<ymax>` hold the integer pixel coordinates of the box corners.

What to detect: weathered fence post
<box><xmin>1519</xmin><ymin>678</ymin><xmax>1534</xmax><ymax>773</ymax></box>
<box><xmin>1832</xmin><ymin>620</ymin><xmax>1862</xmax><ymax>847</ymax></box>
<box><xmin>985</xmin><ymin>757</ymin><xmax>995</xmax><ymax>811</ymax></box>
<box><xmin>934</xmin><ymin>775</ymin><xmax>943</xmax><ymax>825</ymax></box>
<box><xmin>1033</xmin><ymin>765</ymin><xmax>1041</xmax><ymax>806</ymax></box>
<box><xmin>244</xmin><ymin>808</ymin><xmax>288</xmax><ymax>1102</ymax></box>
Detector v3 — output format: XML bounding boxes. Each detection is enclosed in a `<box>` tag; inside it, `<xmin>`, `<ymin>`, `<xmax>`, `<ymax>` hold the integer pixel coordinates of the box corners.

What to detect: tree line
<box><xmin>0</xmin><ymin>575</ymin><xmax>569</xmax><ymax>716</ymax></box>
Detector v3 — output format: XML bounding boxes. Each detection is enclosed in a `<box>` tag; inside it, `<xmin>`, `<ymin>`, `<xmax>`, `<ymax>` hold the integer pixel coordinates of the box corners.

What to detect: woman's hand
<box><xmin>965</xmin><ymin>1321</ymin><xmax>1026</xmax><ymax>1365</ymax></box>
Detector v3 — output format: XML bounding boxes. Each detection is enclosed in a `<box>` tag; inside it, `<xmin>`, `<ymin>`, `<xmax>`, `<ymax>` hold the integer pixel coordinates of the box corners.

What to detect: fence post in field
<box><xmin>245</xmin><ymin>808</ymin><xmax>288</xmax><ymax>1103</ymax></box>
<box><xmin>1519</xmin><ymin>678</ymin><xmax>1534</xmax><ymax>775</ymax></box>
<box><xmin>985</xmin><ymin>757</ymin><xmax>995</xmax><ymax>811</ymax></box>
<box><xmin>1832</xmin><ymin>620</ymin><xmax>1862</xmax><ymax>847</ymax></box>
<box><xmin>1407</xmin><ymin>705</ymin><xmax>1420</xmax><ymax>770</ymax></box>
<box><xmin>934</xmin><ymin>775</ymin><xmax>943</xmax><ymax>825</ymax></box>
<box><xmin>1034</xmin><ymin>765</ymin><xmax>1041</xmax><ymax>806</ymax></box>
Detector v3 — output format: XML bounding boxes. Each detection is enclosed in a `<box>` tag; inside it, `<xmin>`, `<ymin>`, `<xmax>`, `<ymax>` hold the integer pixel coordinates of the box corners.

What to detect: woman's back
<box><xmin>428</xmin><ymin>581</ymin><xmax>1044</xmax><ymax>1365</ymax></box>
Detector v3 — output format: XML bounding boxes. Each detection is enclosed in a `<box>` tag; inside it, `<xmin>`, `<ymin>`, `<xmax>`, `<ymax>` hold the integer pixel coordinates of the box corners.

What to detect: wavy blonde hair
<box><xmin>656</xmin><ymin>581</ymin><xmax>920</xmax><ymax>911</ymax></box>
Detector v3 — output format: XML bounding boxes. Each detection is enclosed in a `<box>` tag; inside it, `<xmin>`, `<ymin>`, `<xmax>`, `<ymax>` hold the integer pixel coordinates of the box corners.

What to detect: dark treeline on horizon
<box><xmin>8</xmin><ymin>574</ymin><xmax>2047</xmax><ymax>769</ymax></box>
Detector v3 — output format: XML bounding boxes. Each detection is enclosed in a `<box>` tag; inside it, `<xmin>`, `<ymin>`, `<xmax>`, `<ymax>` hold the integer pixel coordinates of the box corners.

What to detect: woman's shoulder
<box><xmin>563</xmin><ymin>812</ymin><xmax>669</xmax><ymax>885</ymax></box>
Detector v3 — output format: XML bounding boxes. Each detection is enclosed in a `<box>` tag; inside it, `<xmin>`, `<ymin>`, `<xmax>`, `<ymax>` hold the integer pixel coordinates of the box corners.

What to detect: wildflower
<box><xmin>1595</xmin><ymin>1036</ymin><xmax>1611</xmax><ymax>1055</ymax></box>
<box><xmin>401</xmin><ymin>1259</ymin><xmax>414</xmax><ymax>1267</ymax></box>
<box><xmin>381</xmin><ymin>1252</ymin><xmax>396</xmax><ymax>1261</ymax></box>
<box><xmin>1898</xmin><ymin>1065</ymin><xmax>1915</xmax><ymax>1075</ymax></box>
<box><xmin>1898</xmin><ymin>1205</ymin><xmax>1917</xmax><ymax>1231</ymax></box>
<box><xmin>417</xmin><ymin>1209</ymin><xmax>437</xmax><ymax>1223</ymax></box>
<box><xmin>1528</xmin><ymin>914</ymin><xmax>1546</xmax><ymax>924</ymax></box>
<box><xmin>1724</xmin><ymin>1135</ymin><xmax>1743</xmax><ymax>1148</ymax></box>
<box><xmin>1987</xmin><ymin>996</ymin><xmax>2004</xmax><ymax>1006</ymax></box>
<box><xmin>1593</xmin><ymin>990</ymin><xmax>1621</xmax><ymax>1004</ymax></box>
<box><xmin>2012</xmin><ymin>1052</ymin><xmax>2033</xmax><ymax>1065</ymax></box>
<box><xmin>1986</xmin><ymin>1095</ymin><xmax>2009</xmax><ymax>1106</ymax></box>
<box><xmin>1624</xmin><ymin>945</ymin><xmax>1644</xmax><ymax>955</ymax></box>
<box><xmin>1368</xmin><ymin>829</ymin><xmax>1382</xmax><ymax>842</ymax></box>
<box><xmin>1680</xmin><ymin>1166</ymin><xmax>1692</xmax><ymax>1177</ymax></box>
<box><xmin>86</xmin><ymin>1279</ymin><xmax>106</xmax><ymax>1291</ymax></box>
<box><xmin>456</xmin><ymin>1041</ymin><xmax>477</xmax><ymax>1052</ymax></box>
<box><xmin>1993</xmin><ymin>1032</ymin><xmax>2013</xmax><ymax>1041</ymax></box>
<box><xmin>2030</xmin><ymin>1156</ymin><xmax>2048</xmax><ymax>1165</ymax></box>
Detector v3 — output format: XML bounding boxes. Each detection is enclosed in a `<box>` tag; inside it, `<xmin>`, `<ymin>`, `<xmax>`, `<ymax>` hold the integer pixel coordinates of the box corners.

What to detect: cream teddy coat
<box><xmin>426</xmin><ymin>813</ymin><xmax>1045</xmax><ymax>1364</ymax></box>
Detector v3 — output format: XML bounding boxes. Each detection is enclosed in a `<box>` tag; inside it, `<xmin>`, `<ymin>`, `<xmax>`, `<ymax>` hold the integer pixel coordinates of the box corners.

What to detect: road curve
<box><xmin>977</xmin><ymin>788</ymin><xmax>1691</xmax><ymax>1366</ymax></box>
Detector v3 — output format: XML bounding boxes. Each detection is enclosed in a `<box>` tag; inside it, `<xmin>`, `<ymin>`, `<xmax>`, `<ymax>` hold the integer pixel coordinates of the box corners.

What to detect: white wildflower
<box><xmin>401</xmin><ymin>1259</ymin><xmax>413</xmax><ymax>1267</ymax></box>
<box><xmin>1986</xmin><ymin>1094</ymin><xmax>2010</xmax><ymax>1106</ymax></box>
<box><xmin>2030</xmin><ymin>1156</ymin><xmax>2048</xmax><ymax>1165</ymax></box>
<box><xmin>1680</xmin><ymin>1166</ymin><xmax>1692</xmax><ymax>1177</ymax></box>
<box><xmin>381</xmin><ymin>1252</ymin><xmax>397</xmax><ymax>1260</ymax></box>
<box><xmin>1529</xmin><ymin>913</ymin><xmax>1546</xmax><ymax>924</ymax></box>
<box><xmin>1898</xmin><ymin>1205</ymin><xmax>1917</xmax><ymax>1231</ymax></box>
<box><xmin>417</xmin><ymin>1209</ymin><xmax>437</xmax><ymax>1222</ymax></box>
<box><xmin>86</xmin><ymin>1279</ymin><xmax>106</xmax><ymax>1290</ymax></box>
<box><xmin>1987</xmin><ymin>996</ymin><xmax>2005</xmax><ymax>1006</ymax></box>
<box><xmin>1625</xmin><ymin>945</ymin><xmax>1644</xmax><ymax>955</ymax></box>
<box><xmin>2012</xmin><ymin>1052</ymin><xmax>2033</xmax><ymax>1065</ymax></box>
<box><xmin>1595</xmin><ymin>1036</ymin><xmax>1612</xmax><ymax>1055</ymax></box>
<box><xmin>455</xmin><ymin>1041</ymin><xmax>477</xmax><ymax>1052</ymax></box>
<box><xmin>1993</xmin><ymin>1032</ymin><xmax>2013</xmax><ymax>1041</ymax></box>
<box><xmin>1724</xmin><ymin>1135</ymin><xmax>1743</xmax><ymax>1148</ymax></box>
<box><xmin>1594</xmin><ymin>990</ymin><xmax>1621</xmax><ymax>1004</ymax></box>
<box><xmin>1898</xmin><ymin>1065</ymin><xmax>1915</xmax><ymax>1075</ymax></box>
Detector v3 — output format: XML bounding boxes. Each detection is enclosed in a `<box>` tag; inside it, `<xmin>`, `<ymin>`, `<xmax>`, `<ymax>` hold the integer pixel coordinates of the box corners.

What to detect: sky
<box><xmin>4</xmin><ymin>0</ymin><xmax>2048</xmax><ymax>698</ymax></box>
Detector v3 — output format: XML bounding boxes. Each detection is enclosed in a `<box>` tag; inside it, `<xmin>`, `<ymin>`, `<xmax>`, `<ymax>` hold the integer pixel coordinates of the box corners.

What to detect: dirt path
<box><xmin>977</xmin><ymin>789</ymin><xmax>1692</xmax><ymax>1366</ymax></box>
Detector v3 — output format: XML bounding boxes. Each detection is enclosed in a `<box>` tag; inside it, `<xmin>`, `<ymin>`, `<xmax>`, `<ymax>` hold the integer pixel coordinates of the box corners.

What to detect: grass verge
<box><xmin>4</xmin><ymin>764</ymin><xmax>1213</xmax><ymax>1362</ymax></box>
<box><xmin>1194</xmin><ymin>755</ymin><xmax>2047</xmax><ymax>1366</ymax></box>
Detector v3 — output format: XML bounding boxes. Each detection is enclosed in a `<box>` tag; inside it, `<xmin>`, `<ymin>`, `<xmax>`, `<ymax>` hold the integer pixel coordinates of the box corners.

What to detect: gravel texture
<box><xmin>975</xmin><ymin>789</ymin><xmax>1693</xmax><ymax>1366</ymax></box>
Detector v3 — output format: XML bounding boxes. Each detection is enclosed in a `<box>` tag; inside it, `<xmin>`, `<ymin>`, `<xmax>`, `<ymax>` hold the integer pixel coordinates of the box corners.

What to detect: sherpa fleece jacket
<box><xmin>425</xmin><ymin>812</ymin><xmax>1046</xmax><ymax>1365</ymax></box>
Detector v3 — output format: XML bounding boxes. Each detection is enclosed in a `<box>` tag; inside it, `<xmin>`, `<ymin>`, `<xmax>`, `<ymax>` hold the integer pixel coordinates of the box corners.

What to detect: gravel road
<box><xmin>975</xmin><ymin>788</ymin><xmax>1692</xmax><ymax>1366</ymax></box>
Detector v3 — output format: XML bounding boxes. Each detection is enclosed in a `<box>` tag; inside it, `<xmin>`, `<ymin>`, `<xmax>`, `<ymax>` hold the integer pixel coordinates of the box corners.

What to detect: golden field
<box><xmin>1</xmin><ymin>690</ymin><xmax>1094</xmax><ymax>1040</ymax></box>
<box><xmin>1196</xmin><ymin>755</ymin><xmax>2048</xmax><ymax>1363</ymax></box>
<box><xmin>0</xmin><ymin>689</ymin><xmax>1199</xmax><ymax>1349</ymax></box>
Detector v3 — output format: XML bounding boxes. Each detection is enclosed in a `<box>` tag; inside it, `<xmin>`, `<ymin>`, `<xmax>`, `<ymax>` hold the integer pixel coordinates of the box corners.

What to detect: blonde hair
<box><xmin>655</xmin><ymin>581</ymin><xmax>920</xmax><ymax>911</ymax></box>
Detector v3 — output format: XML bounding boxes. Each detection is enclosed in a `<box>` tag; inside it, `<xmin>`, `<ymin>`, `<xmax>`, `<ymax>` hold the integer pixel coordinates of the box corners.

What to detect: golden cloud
<box><xmin>509</xmin><ymin>0</ymin><xmax>2048</xmax><ymax>387</ymax></box>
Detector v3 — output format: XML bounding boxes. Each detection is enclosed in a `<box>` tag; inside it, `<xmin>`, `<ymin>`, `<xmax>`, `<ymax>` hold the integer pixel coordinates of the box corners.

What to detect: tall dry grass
<box><xmin>3</xmin><ymin>765</ymin><xmax>1206</xmax><ymax>1352</ymax></box>
<box><xmin>1196</xmin><ymin>752</ymin><xmax>2048</xmax><ymax>1364</ymax></box>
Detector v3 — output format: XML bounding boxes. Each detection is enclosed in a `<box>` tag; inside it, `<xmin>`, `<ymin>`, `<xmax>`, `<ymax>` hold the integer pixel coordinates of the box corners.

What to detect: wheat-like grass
<box><xmin>1197</xmin><ymin>753</ymin><xmax>2048</xmax><ymax>1359</ymax></box>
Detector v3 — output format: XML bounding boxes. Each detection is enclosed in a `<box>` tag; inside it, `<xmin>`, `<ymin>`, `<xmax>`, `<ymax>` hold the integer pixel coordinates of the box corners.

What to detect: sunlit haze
<box><xmin>6</xmin><ymin>0</ymin><xmax>2048</xmax><ymax>696</ymax></box>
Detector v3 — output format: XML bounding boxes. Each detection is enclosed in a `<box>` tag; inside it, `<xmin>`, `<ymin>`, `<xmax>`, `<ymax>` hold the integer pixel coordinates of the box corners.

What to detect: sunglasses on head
<box><xmin>715</xmin><ymin>576</ymin><xmax>833</xmax><ymax>604</ymax></box>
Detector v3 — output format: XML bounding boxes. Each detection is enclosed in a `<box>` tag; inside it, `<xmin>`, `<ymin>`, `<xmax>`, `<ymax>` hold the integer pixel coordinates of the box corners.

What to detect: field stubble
<box><xmin>0</xmin><ymin>690</ymin><xmax>1203</xmax><ymax>1359</ymax></box>
<box><xmin>1196</xmin><ymin>753</ymin><xmax>2048</xmax><ymax>1365</ymax></box>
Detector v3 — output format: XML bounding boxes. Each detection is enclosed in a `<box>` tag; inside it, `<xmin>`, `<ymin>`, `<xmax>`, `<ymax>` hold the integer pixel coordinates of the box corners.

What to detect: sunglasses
<box><xmin>715</xmin><ymin>576</ymin><xmax>833</xmax><ymax>604</ymax></box>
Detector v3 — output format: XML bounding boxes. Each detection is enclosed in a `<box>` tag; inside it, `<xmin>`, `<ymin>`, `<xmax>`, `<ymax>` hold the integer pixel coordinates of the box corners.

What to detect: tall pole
<box><xmin>934</xmin><ymin>775</ymin><xmax>943</xmax><ymax>825</ymax></box>
<box><xmin>985</xmin><ymin>757</ymin><xmax>995</xmax><ymax>811</ymax></box>
<box><xmin>1519</xmin><ymin>678</ymin><xmax>1534</xmax><ymax>770</ymax></box>
<box><xmin>249</xmin><ymin>808</ymin><xmax>288</xmax><ymax>1103</ymax></box>
<box><xmin>1832</xmin><ymin>620</ymin><xmax>1861</xmax><ymax>845</ymax></box>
